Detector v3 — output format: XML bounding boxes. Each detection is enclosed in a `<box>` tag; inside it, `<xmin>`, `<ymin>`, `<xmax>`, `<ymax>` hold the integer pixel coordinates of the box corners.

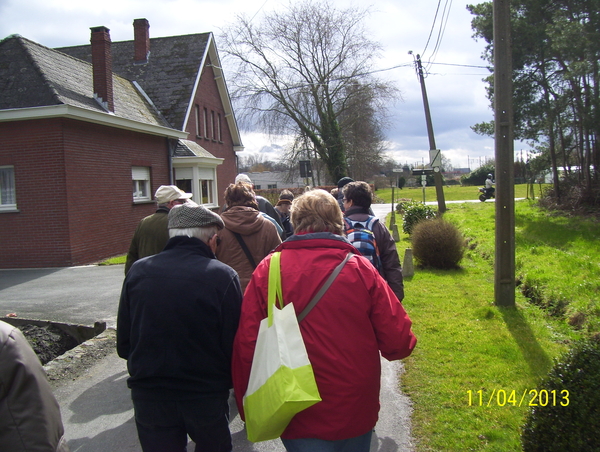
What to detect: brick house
<box><xmin>0</xmin><ymin>19</ymin><xmax>243</xmax><ymax>268</ymax></box>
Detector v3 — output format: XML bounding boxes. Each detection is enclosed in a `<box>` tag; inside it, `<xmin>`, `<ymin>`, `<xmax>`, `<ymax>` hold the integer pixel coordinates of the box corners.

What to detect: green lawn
<box><xmin>395</xmin><ymin>199</ymin><xmax>598</xmax><ymax>451</ymax></box>
<box><xmin>375</xmin><ymin>183</ymin><xmax>547</xmax><ymax>203</ymax></box>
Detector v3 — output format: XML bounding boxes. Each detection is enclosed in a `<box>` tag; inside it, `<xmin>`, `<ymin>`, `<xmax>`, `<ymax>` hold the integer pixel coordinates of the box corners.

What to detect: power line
<box><xmin>231</xmin><ymin>59</ymin><xmax>489</xmax><ymax>99</ymax></box>
<box><xmin>426</xmin><ymin>0</ymin><xmax>453</xmax><ymax>72</ymax></box>
<box><xmin>249</xmin><ymin>0</ymin><xmax>270</xmax><ymax>23</ymax></box>
<box><xmin>425</xmin><ymin>61</ymin><xmax>489</xmax><ymax>69</ymax></box>
<box><xmin>422</xmin><ymin>0</ymin><xmax>443</xmax><ymax>56</ymax></box>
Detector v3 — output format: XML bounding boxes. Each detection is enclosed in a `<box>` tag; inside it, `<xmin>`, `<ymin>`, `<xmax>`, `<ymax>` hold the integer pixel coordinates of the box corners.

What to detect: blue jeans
<box><xmin>132</xmin><ymin>395</ymin><xmax>231</xmax><ymax>452</ymax></box>
<box><xmin>281</xmin><ymin>431</ymin><xmax>373</xmax><ymax>452</ymax></box>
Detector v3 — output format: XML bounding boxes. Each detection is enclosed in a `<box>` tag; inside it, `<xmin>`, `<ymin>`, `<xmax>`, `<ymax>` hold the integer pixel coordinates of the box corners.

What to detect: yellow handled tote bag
<box><xmin>243</xmin><ymin>251</ymin><xmax>354</xmax><ymax>442</ymax></box>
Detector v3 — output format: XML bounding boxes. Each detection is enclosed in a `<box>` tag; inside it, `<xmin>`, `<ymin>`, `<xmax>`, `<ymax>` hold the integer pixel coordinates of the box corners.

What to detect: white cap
<box><xmin>155</xmin><ymin>185</ymin><xmax>193</xmax><ymax>204</ymax></box>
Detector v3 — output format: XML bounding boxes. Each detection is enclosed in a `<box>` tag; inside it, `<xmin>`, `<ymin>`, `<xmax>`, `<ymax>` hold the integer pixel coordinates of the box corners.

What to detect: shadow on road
<box><xmin>0</xmin><ymin>268</ymin><xmax>62</xmax><ymax>290</ymax></box>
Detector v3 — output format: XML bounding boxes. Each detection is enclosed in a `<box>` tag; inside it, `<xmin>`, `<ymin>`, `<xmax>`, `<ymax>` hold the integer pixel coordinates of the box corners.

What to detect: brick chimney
<box><xmin>90</xmin><ymin>26</ymin><xmax>114</xmax><ymax>112</ymax></box>
<box><xmin>133</xmin><ymin>19</ymin><xmax>150</xmax><ymax>64</ymax></box>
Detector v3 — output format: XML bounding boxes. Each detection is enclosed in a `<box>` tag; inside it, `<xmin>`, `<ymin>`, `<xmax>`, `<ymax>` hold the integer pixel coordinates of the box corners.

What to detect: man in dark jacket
<box><xmin>117</xmin><ymin>203</ymin><xmax>243</xmax><ymax>452</ymax></box>
<box><xmin>124</xmin><ymin>185</ymin><xmax>192</xmax><ymax>274</ymax></box>
<box><xmin>342</xmin><ymin>181</ymin><xmax>405</xmax><ymax>301</ymax></box>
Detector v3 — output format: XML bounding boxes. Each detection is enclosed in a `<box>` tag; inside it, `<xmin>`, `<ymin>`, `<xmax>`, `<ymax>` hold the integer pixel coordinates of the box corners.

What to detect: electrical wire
<box><xmin>426</xmin><ymin>0</ymin><xmax>453</xmax><ymax>72</ymax></box>
<box><xmin>421</xmin><ymin>0</ymin><xmax>454</xmax><ymax>74</ymax></box>
<box><xmin>422</xmin><ymin>0</ymin><xmax>443</xmax><ymax>56</ymax></box>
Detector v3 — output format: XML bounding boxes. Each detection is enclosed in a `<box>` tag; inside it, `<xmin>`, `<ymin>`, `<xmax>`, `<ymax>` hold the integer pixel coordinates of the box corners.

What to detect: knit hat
<box><xmin>168</xmin><ymin>204</ymin><xmax>224</xmax><ymax>230</ymax></box>
<box><xmin>234</xmin><ymin>174</ymin><xmax>252</xmax><ymax>185</ymax></box>
<box><xmin>337</xmin><ymin>177</ymin><xmax>354</xmax><ymax>189</ymax></box>
<box><xmin>276</xmin><ymin>190</ymin><xmax>294</xmax><ymax>206</ymax></box>
<box><xmin>155</xmin><ymin>185</ymin><xmax>193</xmax><ymax>204</ymax></box>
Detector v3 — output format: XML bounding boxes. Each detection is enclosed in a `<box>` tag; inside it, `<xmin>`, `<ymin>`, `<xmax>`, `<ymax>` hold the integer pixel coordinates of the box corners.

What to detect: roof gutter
<box><xmin>0</xmin><ymin>104</ymin><xmax>188</xmax><ymax>139</ymax></box>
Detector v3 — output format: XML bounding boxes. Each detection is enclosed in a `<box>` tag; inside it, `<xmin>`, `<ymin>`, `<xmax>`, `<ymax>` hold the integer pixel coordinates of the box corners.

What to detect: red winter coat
<box><xmin>232</xmin><ymin>232</ymin><xmax>417</xmax><ymax>441</ymax></box>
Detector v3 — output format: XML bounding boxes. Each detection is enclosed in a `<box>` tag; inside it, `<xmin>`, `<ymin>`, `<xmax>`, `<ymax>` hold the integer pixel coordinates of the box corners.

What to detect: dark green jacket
<box><xmin>124</xmin><ymin>207</ymin><xmax>170</xmax><ymax>274</ymax></box>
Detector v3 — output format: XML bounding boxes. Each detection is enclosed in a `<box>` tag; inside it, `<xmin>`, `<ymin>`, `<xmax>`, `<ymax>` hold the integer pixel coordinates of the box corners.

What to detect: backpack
<box><xmin>343</xmin><ymin>215</ymin><xmax>382</xmax><ymax>273</ymax></box>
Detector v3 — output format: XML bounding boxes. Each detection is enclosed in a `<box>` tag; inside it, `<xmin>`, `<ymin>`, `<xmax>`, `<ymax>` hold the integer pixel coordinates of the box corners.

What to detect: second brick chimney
<box><xmin>90</xmin><ymin>26</ymin><xmax>114</xmax><ymax>112</ymax></box>
<box><xmin>133</xmin><ymin>19</ymin><xmax>150</xmax><ymax>64</ymax></box>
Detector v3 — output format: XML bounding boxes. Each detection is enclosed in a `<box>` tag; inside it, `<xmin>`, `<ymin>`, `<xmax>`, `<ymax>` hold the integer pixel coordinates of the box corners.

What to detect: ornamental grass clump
<box><xmin>411</xmin><ymin>218</ymin><xmax>465</xmax><ymax>269</ymax></box>
<box><xmin>521</xmin><ymin>338</ymin><xmax>600</xmax><ymax>451</ymax></box>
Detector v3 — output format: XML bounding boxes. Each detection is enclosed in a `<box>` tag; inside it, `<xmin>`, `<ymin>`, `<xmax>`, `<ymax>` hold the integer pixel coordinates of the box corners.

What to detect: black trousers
<box><xmin>132</xmin><ymin>394</ymin><xmax>232</xmax><ymax>452</ymax></box>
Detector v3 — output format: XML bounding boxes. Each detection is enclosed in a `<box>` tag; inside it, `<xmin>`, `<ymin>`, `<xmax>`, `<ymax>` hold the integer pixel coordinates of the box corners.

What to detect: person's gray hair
<box><xmin>169</xmin><ymin>226</ymin><xmax>218</xmax><ymax>243</ymax></box>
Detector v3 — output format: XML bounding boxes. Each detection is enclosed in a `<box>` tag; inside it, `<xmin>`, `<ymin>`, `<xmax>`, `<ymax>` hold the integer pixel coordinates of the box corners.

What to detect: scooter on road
<box><xmin>478</xmin><ymin>186</ymin><xmax>495</xmax><ymax>202</ymax></box>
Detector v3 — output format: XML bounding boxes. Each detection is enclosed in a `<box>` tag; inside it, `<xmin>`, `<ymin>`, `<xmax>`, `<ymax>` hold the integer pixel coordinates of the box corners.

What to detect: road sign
<box><xmin>299</xmin><ymin>160</ymin><xmax>312</xmax><ymax>178</ymax></box>
<box><xmin>411</xmin><ymin>168</ymin><xmax>434</xmax><ymax>176</ymax></box>
<box><xmin>429</xmin><ymin>149</ymin><xmax>442</xmax><ymax>168</ymax></box>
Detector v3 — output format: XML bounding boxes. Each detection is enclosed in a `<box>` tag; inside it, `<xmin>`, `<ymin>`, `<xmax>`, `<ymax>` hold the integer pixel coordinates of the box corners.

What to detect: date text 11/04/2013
<box><xmin>467</xmin><ymin>389</ymin><xmax>569</xmax><ymax>407</ymax></box>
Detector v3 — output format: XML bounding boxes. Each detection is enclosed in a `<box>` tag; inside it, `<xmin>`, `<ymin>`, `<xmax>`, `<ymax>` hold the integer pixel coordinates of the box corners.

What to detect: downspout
<box><xmin>168</xmin><ymin>138</ymin><xmax>177</xmax><ymax>184</ymax></box>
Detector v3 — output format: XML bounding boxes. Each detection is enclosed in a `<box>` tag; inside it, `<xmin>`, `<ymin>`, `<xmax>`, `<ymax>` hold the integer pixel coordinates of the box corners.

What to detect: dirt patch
<box><xmin>12</xmin><ymin>321</ymin><xmax>116</xmax><ymax>388</ymax></box>
<box><xmin>18</xmin><ymin>323</ymin><xmax>79</xmax><ymax>365</ymax></box>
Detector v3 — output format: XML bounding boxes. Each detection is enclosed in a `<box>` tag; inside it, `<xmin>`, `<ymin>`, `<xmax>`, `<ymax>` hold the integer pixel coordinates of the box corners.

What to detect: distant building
<box><xmin>453</xmin><ymin>168</ymin><xmax>471</xmax><ymax>174</ymax></box>
<box><xmin>241</xmin><ymin>172</ymin><xmax>307</xmax><ymax>190</ymax></box>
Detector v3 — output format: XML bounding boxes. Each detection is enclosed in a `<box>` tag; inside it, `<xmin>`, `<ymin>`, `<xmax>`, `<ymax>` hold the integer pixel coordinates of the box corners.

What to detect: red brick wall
<box><xmin>0</xmin><ymin>117</ymin><xmax>171</xmax><ymax>268</ymax></box>
<box><xmin>0</xmin><ymin>119</ymin><xmax>71</xmax><ymax>268</ymax></box>
<box><xmin>185</xmin><ymin>59</ymin><xmax>239</xmax><ymax>207</ymax></box>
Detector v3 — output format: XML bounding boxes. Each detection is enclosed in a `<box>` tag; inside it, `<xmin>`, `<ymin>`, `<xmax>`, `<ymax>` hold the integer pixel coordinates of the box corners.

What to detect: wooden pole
<box><xmin>494</xmin><ymin>0</ymin><xmax>516</xmax><ymax>306</ymax></box>
<box><xmin>414</xmin><ymin>54</ymin><xmax>447</xmax><ymax>214</ymax></box>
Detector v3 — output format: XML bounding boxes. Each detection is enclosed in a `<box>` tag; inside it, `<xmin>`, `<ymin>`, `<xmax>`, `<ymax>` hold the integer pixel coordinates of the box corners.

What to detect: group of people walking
<box><xmin>117</xmin><ymin>175</ymin><xmax>417</xmax><ymax>452</ymax></box>
<box><xmin>0</xmin><ymin>174</ymin><xmax>415</xmax><ymax>452</ymax></box>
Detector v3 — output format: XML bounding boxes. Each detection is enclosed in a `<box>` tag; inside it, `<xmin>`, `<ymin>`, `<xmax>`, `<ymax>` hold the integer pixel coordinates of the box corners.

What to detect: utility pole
<box><xmin>494</xmin><ymin>0</ymin><xmax>515</xmax><ymax>306</ymax></box>
<box><xmin>412</xmin><ymin>52</ymin><xmax>447</xmax><ymax>213</ymax></box>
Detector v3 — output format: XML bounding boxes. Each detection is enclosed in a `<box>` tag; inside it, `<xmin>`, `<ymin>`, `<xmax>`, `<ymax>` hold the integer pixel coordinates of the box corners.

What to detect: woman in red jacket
<box><xmin>232</xmin><ymin>189</ymin><xmax>417</xmax><ymax>451</ymax></box>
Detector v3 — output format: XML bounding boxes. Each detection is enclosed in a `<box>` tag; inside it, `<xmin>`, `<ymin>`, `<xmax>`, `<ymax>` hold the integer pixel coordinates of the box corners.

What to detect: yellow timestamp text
<box><xmin>467</xmin><ymin>389</ymin><xmax>569</xmax><ymax>407</ymax></box>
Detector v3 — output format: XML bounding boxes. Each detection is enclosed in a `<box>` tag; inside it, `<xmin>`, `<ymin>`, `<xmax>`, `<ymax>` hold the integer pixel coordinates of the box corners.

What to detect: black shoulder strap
<box><xmin>298</xmin><ymin>252</ymin><xmax>355</xmax><ymax>323</ymax></box>
<box><xmin>233</xmin><ymin>232</ymin><xmax>257</xmax><ymax>269</ymax></box>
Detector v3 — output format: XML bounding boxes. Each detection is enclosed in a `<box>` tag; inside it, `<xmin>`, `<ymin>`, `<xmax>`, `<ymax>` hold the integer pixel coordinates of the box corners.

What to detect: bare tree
<box><xmin>220</xmin><ymin>0</ymin><xmax>399</xmax><ymax>183</ymax></box>
<box><xmin>340</xmin><ymin>81</ymin><xmax>389</xmax><ymax>180</ymax></box>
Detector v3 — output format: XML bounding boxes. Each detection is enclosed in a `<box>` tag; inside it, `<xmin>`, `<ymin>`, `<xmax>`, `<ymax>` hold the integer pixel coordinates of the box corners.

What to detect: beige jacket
<box><xmin>0</xmin><ymin>321</ymin><xmax>70</xmax><ymax>452</ymax></box>
<box><xmin>216</xmin><ymin>206</ymin><xmax>282</xmax><ymax>291</ymax></box>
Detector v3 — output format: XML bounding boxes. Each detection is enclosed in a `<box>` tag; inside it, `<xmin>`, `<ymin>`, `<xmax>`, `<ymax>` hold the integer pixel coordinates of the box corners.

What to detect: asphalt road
<box><xmin>0</xmin><ymin>203</ymin><xmax>415</xmax><ymax>451</ymax></box>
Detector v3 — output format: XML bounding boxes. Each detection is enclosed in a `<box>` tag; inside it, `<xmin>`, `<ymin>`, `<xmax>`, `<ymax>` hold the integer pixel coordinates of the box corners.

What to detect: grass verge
<box><xmin>376</xmin><ymin>183</ymin><xmax>547</xmax><ymax>203</ymax></box>
<box><xmin>98</xmin><ymin>255</ymin><xmax>126</xmax><ymax>265</ymax></box>
<box><xmin>397</xmin><ymin>199</ymin><xmax>597</xmax><ymax>451</ymax></box>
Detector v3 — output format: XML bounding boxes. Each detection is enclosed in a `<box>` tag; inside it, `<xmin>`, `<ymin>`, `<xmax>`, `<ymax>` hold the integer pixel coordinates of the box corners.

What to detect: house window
<box><xmin>201</xmin><ymin>179</ymin><xmax>213</xmax><ymax>204</ymax></box>
<box><xmin>217</xmin><ymin>113</ymin><xmax>222</xmax><ymax>142</ymax></box>
<box><xmin>203</xmin><ymin>108</ymin><xmax>208</xmax><ymax>138</ymax></box>
<box><xmin>0</xmin><ymin>166</ymin><xmax>17</xmax><ymax>211</ymax></box>
<box><xmin>132</xmin><ymin>166</ymin><xmax>151</xmax><ymax>202</ymax></box>
<box><xmin>210</xmin><ymin>110</ymin><xmax>215</xmax><ymax>140</ymax></box>
<box><xmin>174</xmin><ymin>166</ymin><xmax>216</xmax><ymax>206</ymax></box>
<box><xmin>267</xmin><ymin>184</ymin><xmax>278</xmax><ymax>189</ymax></box>
<box><xmin>195</xmin><ymin>105</ymin><xmax>201</xmax><ymax>137</ymax></box>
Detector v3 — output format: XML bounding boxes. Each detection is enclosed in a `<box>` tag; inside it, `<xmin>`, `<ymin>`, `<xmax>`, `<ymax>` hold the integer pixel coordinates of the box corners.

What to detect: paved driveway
<box><xmin>0</xmin><ymin>265</ymin><xmax>124</xmax><ymax>327</ymax></box>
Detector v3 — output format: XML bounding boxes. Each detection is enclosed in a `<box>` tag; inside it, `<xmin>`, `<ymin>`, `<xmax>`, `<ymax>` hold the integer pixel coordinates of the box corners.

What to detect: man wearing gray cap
<box><xmin>125</xmin><ymin>185</ymin><xmax>193</xmax><ymax>274</ymax></box>
<box><xmin>117</xmin><ymin>203</ymin><xmax>242</xmax><ymax>452</ymax></box>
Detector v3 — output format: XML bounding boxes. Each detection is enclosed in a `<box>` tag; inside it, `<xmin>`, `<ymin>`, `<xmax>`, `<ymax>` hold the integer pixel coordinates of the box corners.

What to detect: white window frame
<box><xmin>0</xmin><ymin>165</ymin><xmax>17</xmax><ymax>212</ymax></box>
<box><xmin>174</xmin><ymin>166</ymin><xmax>218</xmax><ymax>207</ymax></box>
<box><xmin>132</xmin><ymin>166</ymin><xmax>151</xmax><ymax>202</ymax></box>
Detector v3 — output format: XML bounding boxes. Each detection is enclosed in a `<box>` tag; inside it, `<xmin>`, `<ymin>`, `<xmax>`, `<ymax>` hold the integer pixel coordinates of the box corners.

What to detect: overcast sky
<box><xmin>0</xmin><ymin>0</ymin><xmax>531</xmax><ymax>169</ymax></box>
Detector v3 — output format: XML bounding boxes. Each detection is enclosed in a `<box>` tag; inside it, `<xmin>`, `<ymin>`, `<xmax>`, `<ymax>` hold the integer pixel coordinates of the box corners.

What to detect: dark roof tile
<box><xmin>0</xmin><ymin>35</ymin><xmax>171</xmax><ymax>128</ymax></box>
<box><xmin>57</xmin><ymin>33</ymin><xmax>211</xmax><ymax>130</ymax></box>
